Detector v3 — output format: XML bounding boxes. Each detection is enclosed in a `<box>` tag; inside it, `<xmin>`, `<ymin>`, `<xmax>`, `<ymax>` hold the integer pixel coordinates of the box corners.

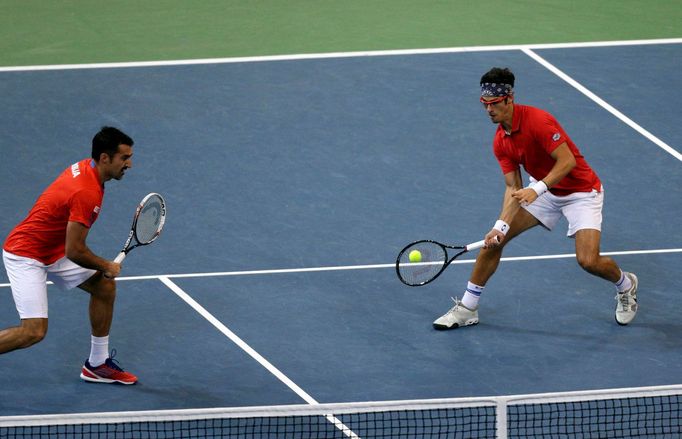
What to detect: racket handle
<box><xmin>465</xmin><ymin>240</ymin><xmax>486</xmax><ymax>251</ymax></box>
<box><xmin>466</xmin><ymin>236</ymin><xmax>500</xmax><ymax>252</ymax></box>
<box><xmin>114</xmin><ymin>252</ymin><xmax>127</xmax><ymax>264</ymax></box>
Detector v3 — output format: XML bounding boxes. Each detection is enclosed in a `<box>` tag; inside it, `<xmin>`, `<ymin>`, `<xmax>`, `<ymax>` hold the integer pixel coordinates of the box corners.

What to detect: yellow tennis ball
<box><xmin>409</xmin><ymin>250</ymin><xmax>422</xmax><ymax>263</ymax></box>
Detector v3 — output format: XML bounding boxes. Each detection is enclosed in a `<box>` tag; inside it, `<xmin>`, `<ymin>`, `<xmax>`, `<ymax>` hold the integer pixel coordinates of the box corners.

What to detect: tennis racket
<box><xmin>396</xmin><ymin>239</ymin><xmax>487</xmax><ymax>286</ymax></box>
<box><xmin>113</xmin><ymin>193</ymin><xmax>167</xmax><ymax>264</ymax></box>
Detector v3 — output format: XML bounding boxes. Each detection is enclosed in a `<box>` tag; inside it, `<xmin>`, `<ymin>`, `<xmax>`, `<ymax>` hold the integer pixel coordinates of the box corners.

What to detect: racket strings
<box><xmin>135</xmin><ymin>198</ymin><xmax>164</xmax><ymax>243</ymax></box>
<box><xmin>397</xmin><ymin>242</ymin><xmax>447</xmax><ymax>286</ymax></box>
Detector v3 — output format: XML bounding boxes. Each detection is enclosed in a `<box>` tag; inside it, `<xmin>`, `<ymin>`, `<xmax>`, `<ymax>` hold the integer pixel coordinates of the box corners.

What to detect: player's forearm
<box><xmin>499</xmin><ymin>187</ymin><xmax>522</xmax><ymax>223</ymax></box>
<box><xmin>65</xmin><ymin>220</ymin><xmax>115</xmax><ymax>274</ymax></box>
<box><xmin>65</xmin><ymin>244</ymin><xmax>111</xmax><ymax>273</ymax></box>
<box><xmin>543</xmin><ymin>143</ymin><xmax>577</xmax><ymax>188</ymax></box>
<box><xmin>542</xmin><ymin>162</ymin><xmax>575</xmax><ymax>189</ymax></box>
<box><xmin>499</xmin><ymin>172</ymin><xmax>523</xmax><ymax>223</ymax></box>
<box><xmin>486</xmin><ymin>187</ymin><xmax>519</xmax><ymax>245</ymax></box>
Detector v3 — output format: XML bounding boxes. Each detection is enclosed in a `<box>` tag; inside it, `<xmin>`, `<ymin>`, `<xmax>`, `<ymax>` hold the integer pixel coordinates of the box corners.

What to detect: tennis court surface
<box><xmin>1</xmin><ymin>39</ymin><xmax>681</xmax><ymax>438</ymax></box>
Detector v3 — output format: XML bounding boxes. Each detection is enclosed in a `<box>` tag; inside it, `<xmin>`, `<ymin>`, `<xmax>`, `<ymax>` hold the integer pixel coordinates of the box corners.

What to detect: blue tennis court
<box><xmin>1</xmin><ymin>40</ymin><xmax>681</xmax><ymax>434</ymax></box>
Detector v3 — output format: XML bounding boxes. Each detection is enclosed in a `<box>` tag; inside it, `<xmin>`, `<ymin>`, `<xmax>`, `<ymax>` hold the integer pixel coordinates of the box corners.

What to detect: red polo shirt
<box><xmin>492</xmin><ymin>104</ymin><xmax>601</xmax><ymax>195</ymax></box>
<box><xmin>4</xmin><ymin>159</ymin><xmax>104</xmax><ymax>265</ymax></box>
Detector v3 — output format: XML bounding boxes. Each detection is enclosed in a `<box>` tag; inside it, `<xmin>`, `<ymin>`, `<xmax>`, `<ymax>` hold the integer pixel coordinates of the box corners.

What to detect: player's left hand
<box><xmin>512</xmin><ymin>188</ymin><xmax>538</xmax><ymax>206</ymax></box>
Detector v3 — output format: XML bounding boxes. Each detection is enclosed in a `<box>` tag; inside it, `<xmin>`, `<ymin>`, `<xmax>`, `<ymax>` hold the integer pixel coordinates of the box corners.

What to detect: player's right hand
<box><xmin>484</xmin><ymin>230</ymin><xmax>504</xmax><ymax>248</ymax></box>
<box><xmin>103</xmin><ymin>262</ymin><xmax>121</xmax><ymax>279</ymax></box>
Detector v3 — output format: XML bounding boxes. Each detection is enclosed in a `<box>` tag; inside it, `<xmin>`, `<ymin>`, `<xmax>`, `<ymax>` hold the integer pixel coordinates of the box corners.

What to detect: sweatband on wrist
<box><xmin>493</xmin><ymin>220</ymin><xmax>510</xmax><ymax>235</ymax></box>
<box><xmin>531</xmin><ymin>180</ymin><xmax>548</xmax><ymax>196</ymax></box>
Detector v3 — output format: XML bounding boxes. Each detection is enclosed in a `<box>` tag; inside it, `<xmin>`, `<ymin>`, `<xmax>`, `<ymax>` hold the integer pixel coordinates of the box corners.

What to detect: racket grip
<box><xmin>465</xmin><ymin>240</ymin><xmax>486</xmax><ymax>251</ymax></box>
<box><xmin>114</xmin><ymin>252</ymin><xmax>126</xmax><ymax>264</ymax></box>
<box><xmin>466</xmin><ymin>236</ymin><xmax>499</xmax><ymax>251</ymax></box>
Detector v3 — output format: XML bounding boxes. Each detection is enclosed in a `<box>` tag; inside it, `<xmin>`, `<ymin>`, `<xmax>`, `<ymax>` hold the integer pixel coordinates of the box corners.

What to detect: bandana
<box><xmin>481</xmin><ymin>82</ymin><xmax>513</xmax><ymax>97</ymax></box>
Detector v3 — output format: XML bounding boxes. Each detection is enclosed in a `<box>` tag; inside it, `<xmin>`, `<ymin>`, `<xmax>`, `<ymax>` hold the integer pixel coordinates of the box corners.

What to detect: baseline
<box><xmin>0</xmin><ymin>38</ymin><xmax>680</xmax><ymax>72</ymax></box>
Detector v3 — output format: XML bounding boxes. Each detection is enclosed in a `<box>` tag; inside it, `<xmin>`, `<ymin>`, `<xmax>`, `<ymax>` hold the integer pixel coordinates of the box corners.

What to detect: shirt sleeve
<box><xmin>68</xmin><ymin>189</ymin><xmax>101</xmax><ymax>228</ymax></box>
<box><xmin>493</xmin><ymin>136</ymin><xmax>519</xmax><ymax>175</ymax></box>
<box><xmin>534</xmin><ymin>112</ymin><xmax>567</xmax><ymax>155</ymax></box>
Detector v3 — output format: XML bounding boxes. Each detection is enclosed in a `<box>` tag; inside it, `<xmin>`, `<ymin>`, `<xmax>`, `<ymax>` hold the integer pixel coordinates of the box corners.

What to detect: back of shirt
<box><xmin>4</xmin><ymin>159</ymin><xmax>104</xmax><ymax>265</ymax></box>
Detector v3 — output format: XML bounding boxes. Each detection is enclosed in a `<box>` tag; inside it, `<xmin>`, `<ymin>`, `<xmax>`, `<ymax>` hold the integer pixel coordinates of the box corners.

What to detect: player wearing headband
<box><xmin>434</xmin><ymin>67</ymin><xmax>638</xmax><ymax>330</ymax></box>
<box><xmin>1</xmin><ymin>127</ymin><xmax>138</xmax><ymax>384</ymax></box>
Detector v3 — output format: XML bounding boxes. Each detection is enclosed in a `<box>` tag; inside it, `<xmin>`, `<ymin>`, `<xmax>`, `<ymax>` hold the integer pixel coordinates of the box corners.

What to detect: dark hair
<box><xmin>91</xmin><ymin>126</ymin><xmax>134</xmax><ymax>161</ymax></box>
<box><xmin>480</xmin><ymin>67</ymin><xmax>515</xmax><ymax>87</ymax></box>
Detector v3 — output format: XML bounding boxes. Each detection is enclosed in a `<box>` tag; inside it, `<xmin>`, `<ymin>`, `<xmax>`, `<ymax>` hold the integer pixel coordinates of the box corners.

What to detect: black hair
<box><xmin>91</xmin><ymin>126</ymin><xmax>134</xmax><ymax>161</ymax></box>
<box><xmin>480</xmin><ymin>67</ymin><xmax>515</xmax><ymax>87</ymax></box>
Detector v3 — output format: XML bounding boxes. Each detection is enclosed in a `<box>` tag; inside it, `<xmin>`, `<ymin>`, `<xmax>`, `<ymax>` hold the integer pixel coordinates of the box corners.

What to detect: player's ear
<box><xmin>98</xmin><ymin>152</ymin><xmax>112</xmax><ymax>164</ymax></box>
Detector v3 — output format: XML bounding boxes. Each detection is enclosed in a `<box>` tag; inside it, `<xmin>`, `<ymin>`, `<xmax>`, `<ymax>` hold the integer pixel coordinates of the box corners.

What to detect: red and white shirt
<box><xmin>4</xmin><ymin>159</ymin><xmax>104</xmax><ymax>265</ymax></box>
<box><xmin>492</xmin><ymin>104</ymin><xmax>601</xmax><ymax>195</ymax></box>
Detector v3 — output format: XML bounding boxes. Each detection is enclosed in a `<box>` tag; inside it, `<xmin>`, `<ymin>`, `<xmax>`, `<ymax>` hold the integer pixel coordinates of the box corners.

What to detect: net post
<box><xmin>496</xmin><ymin>397</ymin><xmax>508</xmax><ymax>439</ymax></box>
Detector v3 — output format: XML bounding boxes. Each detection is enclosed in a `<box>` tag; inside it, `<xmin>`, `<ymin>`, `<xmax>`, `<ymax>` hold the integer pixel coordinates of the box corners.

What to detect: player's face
<box><xmin>107</xmin><ymin>144</ymin><xmax>133</xmax><ymax>180</ymax></box>
<box><xmin>481</xmin><ymin>96</ymin><xmax>513</xmax><ymax>124</ymax></box>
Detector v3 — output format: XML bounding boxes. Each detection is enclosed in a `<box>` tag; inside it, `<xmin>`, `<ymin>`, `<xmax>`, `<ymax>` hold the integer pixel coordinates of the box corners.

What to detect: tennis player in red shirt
<box><xmin>1</xmin><ymin>127</ymin><xmax>137</xmax><ymax>384</ymax></box>
<box><xmin>434</xmin><ymin>67</ymin><xmax>638</xmax><ymax>330</ymax></box>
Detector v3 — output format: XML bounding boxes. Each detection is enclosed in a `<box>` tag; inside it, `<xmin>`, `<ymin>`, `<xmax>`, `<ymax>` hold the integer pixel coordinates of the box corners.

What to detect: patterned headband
<box><xmin>480</xmin><ymin>82</ymin><xmax>513</xmax><ymax>97</ymax></box>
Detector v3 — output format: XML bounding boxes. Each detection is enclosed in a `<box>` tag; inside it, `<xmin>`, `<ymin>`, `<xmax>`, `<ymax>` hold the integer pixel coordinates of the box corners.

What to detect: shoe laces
<box><xmin>615</xmin><ymin>292</ymin><xmax>633</xmax><ymax>308</ymax></box>
<box><xmin>105</xmin><ymin>349</ymin><xmax>124</xmax><ymax>371</ymax></box>
<box><xmin>447</xmin><ymin>297</ymin><xmax>463</xmax><ymax>313</ymax></box>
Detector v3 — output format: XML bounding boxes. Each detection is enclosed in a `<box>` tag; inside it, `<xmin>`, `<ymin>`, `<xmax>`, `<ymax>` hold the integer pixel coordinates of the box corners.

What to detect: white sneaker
<box><xmin>615</xmin><ymin>272</ymin><xmax>638</xmax><ymax>325</ymax></box>
<box><xmin>433</xmin><ymin>297</ymin><xmax>479</xmax><ymax>330</ymax></box>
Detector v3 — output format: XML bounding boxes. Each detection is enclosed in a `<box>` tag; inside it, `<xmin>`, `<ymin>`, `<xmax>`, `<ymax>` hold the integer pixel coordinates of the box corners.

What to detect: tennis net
<box><xmin>0</xmin><ymin>385</ymin><xmax>679</xmax><ymax>438</ymax></box>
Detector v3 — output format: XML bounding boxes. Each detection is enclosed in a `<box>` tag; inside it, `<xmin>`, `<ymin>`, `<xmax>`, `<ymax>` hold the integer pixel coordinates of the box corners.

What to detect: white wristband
<box><xmin>531</xmin><ymin>180</ymin><xmax>548</xmax><ymax>196</ymax></box>
<box><xmin>493</xmin><ymin>220</ymin><xmax>510</xmax><ymax>235</ymax></box>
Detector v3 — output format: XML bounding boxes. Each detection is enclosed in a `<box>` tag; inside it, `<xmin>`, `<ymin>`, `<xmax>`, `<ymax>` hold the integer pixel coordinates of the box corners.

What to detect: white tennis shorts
<box><xmin>2</xmin><ymin>250</ymin><xmax>96</xmax><ymax>319</ymax></box>
<box><xmin>522</xmin><ymin>187</ymin><xmax>604</xmax><ymax>237</ymax></box>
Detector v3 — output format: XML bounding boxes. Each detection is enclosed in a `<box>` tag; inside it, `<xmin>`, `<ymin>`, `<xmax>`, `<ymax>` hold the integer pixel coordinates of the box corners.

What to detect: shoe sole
<box><xmin>615</xmin><ymin>311</ymin><xmax>637</xmax><ymax>325</ymax></box>
<box><xmin>433</xmin><ymin>319</ymin><xmax>479</xmax><ymax>330</ymax></box>
<box><xmin>615</xmin><ymin>274</ymin><xmax>638</xmax><ymax>326</ymax></box>
<box><xmin>615</xmin><ymin>313</ymin><xmax>637</xmax><ymax>326</ymax></box>
<box><xmin>80</xmin><ymin>370</ymin><xmax>137</xmax><ymax>385</ymax></box>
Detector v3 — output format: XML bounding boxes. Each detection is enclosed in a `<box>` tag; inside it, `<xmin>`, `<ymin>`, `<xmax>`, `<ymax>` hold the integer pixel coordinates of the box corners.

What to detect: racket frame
<box><xmin>114</xmin><ymin>192</ymin><xmax>166</xmax><ymax>263</ymax></box>
<box><xmin>396</xmin><ymin>239</ymin><xmax>485</xmax><ymax>286</ymax></box>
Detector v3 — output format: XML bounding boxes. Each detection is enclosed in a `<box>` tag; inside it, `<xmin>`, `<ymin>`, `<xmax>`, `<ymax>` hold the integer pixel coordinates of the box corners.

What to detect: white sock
<box><xmin>461</xmin><ymin>281</ymin><xmax>484</xmax><ymax>310</ymax></box>
<box><xmin>89</xmin><ymin>335</ymin><xmax>109</xmax><ymax>367</ymax></box>
<box><xmin>615</xmin><ymin>271</ymin><xmax>632</xmax><ymax>293</ymax></box>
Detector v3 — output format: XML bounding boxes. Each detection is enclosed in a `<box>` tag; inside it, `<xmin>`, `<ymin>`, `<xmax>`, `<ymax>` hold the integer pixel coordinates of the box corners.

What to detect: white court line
<box><xmin>0</xmin><ymin>38</ymin><xmax>680</xmax><ymax>72</ymax></box>
<box><xmin>0</xmin><ymin>247</ymin><xmax>680</xmax><ymax>287</ymax></box>
<box><xmin>2</xmin><ymin>38</ymin><xmax>678</xmax><ymax>164</ymax></box>
<box><xmin>157</xmin><ymin>276</ymin><xmax>360</xmax><ymax>439</ymax></box>
<box><xmin>522</xmin><ymin>48</ymin><xmax>682</xmax><ymax>162</ymax></box>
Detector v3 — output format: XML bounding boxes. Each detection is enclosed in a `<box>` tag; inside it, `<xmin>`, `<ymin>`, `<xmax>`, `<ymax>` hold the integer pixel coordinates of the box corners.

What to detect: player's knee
<box><xmin>102</xmin><ymin>278</ymin><xmax>117</xmax><ymax>301</ymax></box>
<box><xmin>93</xmin><ymin>277</ymin><xmax>117</xmax><ymax>303</ymax></box>
<box><xmin>479</xmin><ymin>245</ymin><xmax>503</xmax><ymax>260</ymax></box>
<box><xmin>577</xmin><ymin>254</ymin><xmax>599</xmax><ymax>273</ymax></box>
<box><xmin>25</xmin><ymin>330</ymin><xmax>47</xmax><ymax>346</ymax></box>
<box><xmin>21</xmin><ymin>320</ymin><xmax>48</xmax><ymax>347</ymax></box>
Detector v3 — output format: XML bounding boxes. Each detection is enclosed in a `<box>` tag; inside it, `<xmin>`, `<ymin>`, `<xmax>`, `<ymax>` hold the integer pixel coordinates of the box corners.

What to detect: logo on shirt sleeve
<box><xmin>71</xmin><ymin>162</ymin><xmax>81</xmax><ymax>178</ymax></box>
<box><xmin>552</xmin><ymin>132</ymin><xmax>561</xmax><ymax>142</ymax></box>
<box><xmin>90</xmin><ymin>206</ymin><xmax>101</xmax><ymax>224</ymax></box>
